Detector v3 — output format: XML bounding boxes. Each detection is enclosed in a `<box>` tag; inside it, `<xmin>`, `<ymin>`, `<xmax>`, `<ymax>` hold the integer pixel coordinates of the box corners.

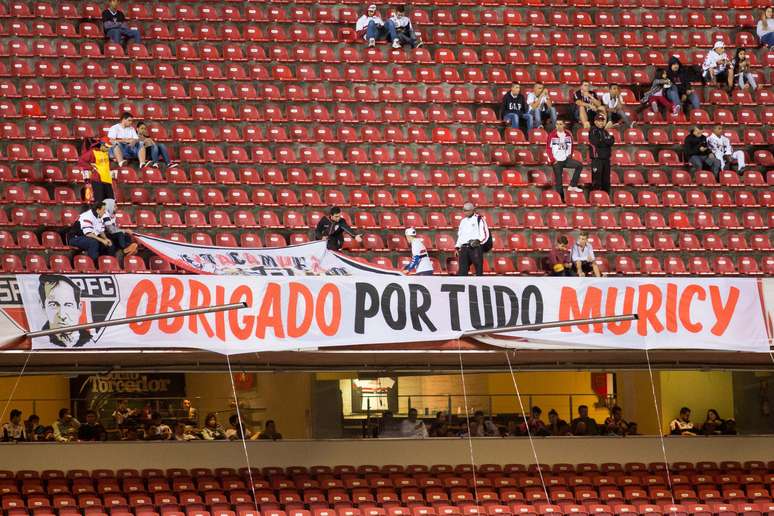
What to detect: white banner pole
<box><xmin>462</xmin><ymin>314</ymin><xmax>639</xmax><ymax>337</ymax></box>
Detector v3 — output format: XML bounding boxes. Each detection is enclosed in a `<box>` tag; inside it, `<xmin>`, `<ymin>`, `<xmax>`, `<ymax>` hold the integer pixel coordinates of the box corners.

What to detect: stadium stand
<box><xmin>0</xmin><ymin>0</ymin><xmax>771</xmax><ymax>274</ymax></box>
<box><xmin>0</xmin><ymin>461</ymin><xmax>773</xmax><ymax>516</ymax></box>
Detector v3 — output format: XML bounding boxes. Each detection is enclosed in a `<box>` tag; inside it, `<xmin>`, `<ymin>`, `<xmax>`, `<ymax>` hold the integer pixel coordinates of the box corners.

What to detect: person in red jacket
<box><xmin>545</xmin><ymin>120</ymin><xmax>583</xmax><ymax>202</ymax></box>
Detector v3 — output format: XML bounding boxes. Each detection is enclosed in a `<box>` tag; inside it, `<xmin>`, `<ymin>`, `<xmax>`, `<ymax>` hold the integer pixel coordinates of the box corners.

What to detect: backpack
<box><xmin>478</xmin><ymin>215</ymin><xmax>493</xmax><ymax>253</ymax></box>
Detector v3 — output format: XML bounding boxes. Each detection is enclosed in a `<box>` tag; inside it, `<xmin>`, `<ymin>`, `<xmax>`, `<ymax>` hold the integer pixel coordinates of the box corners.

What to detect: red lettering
<box><xmin>287</xmin><ymin>282</ymin><xmax>313</xmax><ymax>338</ymax></box>
<box><xmin>605</xmin><ymin>286</ymin><xmax>635</xmax><ymax>335</ymax></box>
<box><xmin>665</xmin><ymin>283</ymin><xmax>678</xmax><ymax>333</ymax></box>
<box><xmin>637</xmin><ymin>284</ymin><xmax>664</xmax><ymax>335</ymax></box>
<box><xmin>709</xmin><ymin>285</ymin><xmax>739</xmax><ymax>336</ymax></box>
<box><xmin>255</xmin><ymin>283</ymin><xmax>285</xmax><ymax>339</ymax></box>
<box><xmin>317</xmin><ymin>284</ymin><xmax>341</xmax><ymax>337</ymax></box>
<box><xmin>159</xmin><ymin>278</ymin><xmax>184</xmax><ymax>333</ymax></box>
<box><xmin>127</xmin><ymin>279</ymin><xmax>157</xmax><ymax>334</ymax></box>
<box><xmin>558</xmin><ymin>286</ymin><xmax>602</xmax><ymax>333</ymax></box>
<box><xmin>215</xmin><ymin>285</ymin><xmax>225</xmax><ymax>341</ymax></box>
<box><xmin>188</xmin><ymin>280</ymin><xmax>214</xmax><ymax>338</ymax></box>
<box><xmin>679</xmin><ymin>285</ymin><xmax>704</xmax><ymax>333</ymax></box>
<box><xmin>217</xmin><ymin>254</ymin><xmax>234</xmax><ymax>266</ymax></box>
<box><xmin>229</xmin><ymin>286</ymin><xmax>254</xmax><ymax>340</ymax></box>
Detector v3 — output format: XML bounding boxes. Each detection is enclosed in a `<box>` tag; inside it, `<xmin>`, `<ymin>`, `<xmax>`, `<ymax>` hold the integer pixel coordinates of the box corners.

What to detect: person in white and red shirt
<box><xmin>403</xmin><ymin>228</ymin><xmax>434</xmax><ymax>275</ymax></box>
<box><xmin>355</xmin><ymin>4</ymin><xmax>396</xmax><ymax>47</ymax></box>
<box><xmin>546</xmin><ymin>120</ymin><xmax>583</xmax><ymax>201</ymax></box>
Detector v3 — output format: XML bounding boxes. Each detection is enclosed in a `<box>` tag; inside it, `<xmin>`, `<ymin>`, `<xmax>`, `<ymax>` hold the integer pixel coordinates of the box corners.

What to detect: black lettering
<box><xmin>260</xmin><ymin>255</ymin><xmax>278</xmax><ymax>267</ymax></box>
<box><xmin>441</xmin><ymin>284</ymin><xmax>465</xmax><ymax>331</ymax></box>
<box><xmin>494</xmin><ymin>286</ymin><xmax>519</xmax><ymax>327</ymax></box>
<box><xmin>469</xmin><ymin>285</ymin><xmax>494</xmax><ymax>330</ymax></box>
<box><xmin>381</xmin><ymin>283</ymin><xmax>406</xmax><ymax>330</ymax></box>
<box><xmin>229</xmin><ymin>251</ymin><xmax>246</xmax><ymax>265</ymax></box>
<box><xmin>521</xmin><ymin>285</ymin><xmax>544</xmax><ymax>326</ymax></box>
<box><xmin>409</xmin><ymin>284</ymin><xmax>436</xmax><ymax>332</ymax></box>
<box><xmin>354</xmin><ymin>282</ymin><xmax>380</xmax><ymax>334</ymax></box>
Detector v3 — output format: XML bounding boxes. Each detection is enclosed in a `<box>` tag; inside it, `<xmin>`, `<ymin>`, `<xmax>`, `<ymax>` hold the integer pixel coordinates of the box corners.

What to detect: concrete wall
<box><xmin>1</xmin><ymin>436</ymin><xmax>772</xmax><ymax>471</ymax></box>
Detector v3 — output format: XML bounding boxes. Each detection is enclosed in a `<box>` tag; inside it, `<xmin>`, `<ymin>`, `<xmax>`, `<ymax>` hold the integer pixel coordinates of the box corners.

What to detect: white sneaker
<box><xmin>368</xmin><ymin>38</ymin><xmax>376</xmax><ymax>47</ymax></box>
<box><xmin>392</xmin><ymin>39</ymin><xmax>401</xmax><ymax>49</ymax></box>
<box><xmin>118</xmin><ymin>160</ymin><xmax>127</xmax><ymax>167</ymax></box>
<box><xmin>650</xmin><ymin>101</ymin><xmax>659</xmax><ymax>113</ymax></box>
<box><xmin>569</xmin><ymin>186</ymin><xmax>583</xmax><ymax>193</ymax></box>
<box><xmin>672</xmin><ymin>104</ymin><xmax>681</xmax><ymax>116</ymax></box>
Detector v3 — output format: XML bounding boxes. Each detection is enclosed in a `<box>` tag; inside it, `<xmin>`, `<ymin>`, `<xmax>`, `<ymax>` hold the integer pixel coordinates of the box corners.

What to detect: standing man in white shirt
<box><xmin>400</xmin><ymin>408</ymin><xmax>429</xmax><ymax>438</ymax></box>
<box><xmin>571</xmin><ymin>231</ymin><xmax>601</xmax><ymax>277</ymax></box>
<box><xmin>389</xmin><ymin>5</ymin><xmax>422</xmax><ymax>49</ymax></box>
<box><xmin>107</xmin><ymin>112</ymin><xmax>146</xmax><ymax>168</ymax></box>
<box><xmin>707</xmin><ymin>124</ymin><xmax>746</xmax><ymax>173</ymax></box>
<box><xmin>546</xmin><ymin>120</ymin><xmax>583</xmax><ymax>201</ymax></box>
<box><xmin>403</xmin><ymin>228</ymin><xmax>434</xmax><ymax>275</ymax></box>
<box><xmin>355</xmin><ymin>4</ymin><xmax>396</xmax><ymax>48</ymax></box>
<box><xmin>455</xmin><ymin>202</ymin><xmax>489</xmax><ymax>276</ymax></box>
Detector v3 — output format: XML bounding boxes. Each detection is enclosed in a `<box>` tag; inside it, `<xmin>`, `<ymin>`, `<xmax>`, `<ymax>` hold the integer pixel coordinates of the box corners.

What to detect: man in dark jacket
<box><xmin>102</xmin><ymin>0</ymin><xmax>141</xmax><ymax>46</ymax></box>
<box><xmin>666</xmin><ymin>56</ymin><xmax>701</xmax><ymax>112</ymax></box>
<box><xmin>501</xmin><ymin>83</ymin><xmax>532</xmax><ymax>134</ymax></box>
<box><xmin>589</xmin><ymin>113</ymin><xmax>615</xmax><ymax>195</ymax></box>
<box><xmin>684</xmin><ymin>126</ymin><xmax>720</xmax><ymax>176</ymax></box>
<box><xmin>314</xmin><ymin>207</ymin><xmax>363</xmax><ymax>251</ymax></box>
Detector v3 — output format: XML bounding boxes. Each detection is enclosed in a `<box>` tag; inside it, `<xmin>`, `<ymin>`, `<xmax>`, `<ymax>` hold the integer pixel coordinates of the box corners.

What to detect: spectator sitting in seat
<box><xmin>377</xmin><ymin>411</ymin><xmax>402</xmax><ymax>438</ymax></box>
<box><xmin>102</xmin><ymin>0</ymin><xmax>141</xmax><ymax>47</ymax></box>
<box><xmin>173</xmin><ymin>422</ymin><xmax>198</xmax><ymax>441</ymax></box>
<box><xmin>226</xmin><ymin>415</ymin><xmax>252</xmax><ymax>440</ymax></box>
<box><xmin>144</xmin><ymin>412</ymin><xmax>172</xmax><ymax>441</ymax></box>
<box><xmin>429</xmin><ymin>412</ymin><xmax>452</xmax><ymax>437</ymax></box>
<box><xmin>503</xmin><ymin>419</ymin><xmax>522</xmax><ymax>437</ymax></box>
<box><xmin>52</xmin><ymin>408</ymin><xmax>80</xmax><ymax>442</ymax></box>
<box><xmin>600</xmin><ymin>84</ymin><xmax>633</xmax><ymax>128</ymax></box>
<box><xmin>571</xmin><ymin>405</ymin><xmax>600</xmax><ymax>436</ymax></box>
<box><xmin>78</xmin><ymin>410</ymin><xmax>107</xmax><ymax>442</ymax></box>
<box><xmin>389</xmin><ymin>5</ymin><xmax>422</xmax><ymax>49</ymax></box>
<box><xmin>702</xmin><ymin>41</ymin><xmax>734</xmax><ymax>91</ymax></box>
<box><xmin>315</xmin><ymin>207</ymin><xmax>363</xmax><ymax>251</ymax></box>
<box><xmin>256</xmin><ymin>419</ymin><xmax>284</xmax><ymax>441</ymax></box>
<box><xmin>181</xmin><ymin>399</ymin><xmax>199</xmax><ymax>426</ymax></box>
<box><xmin>200</xmin><ymin>413</ymin><xmax>227</xmax><ymax>440</ymax></box>
<box><xmin>400</xmin><ymin>408</ymin><xmax>429</xmax><ymax>438</ymax></box>
<box><xmin>757</xmin><ymin>7</ymin><xmax>774</xmax><ymax>48</ymax></box>
<box><xmin>501</xmin><ymin>83</ymin><xmax>533</xmax><ymax>134</ymax></box>
<box><xmin>731</xmin><ymin>49</ymin><xmax>757</xmax><ymax>91</ymax></box>
<box><xmin>527</xmin><ymin>82</ymin><xmax>558</xmax><ymax>130</ymax></box>
<box><xmin>604</xmin><ymin>406</ymin><xmax>630</xmax><ymax>436</ymax></box>
<box><xmin>701</xmin><ymin>409</ymin><xmax>726</xmax><ymax>435</ymax></box>
<box><xmin>356</xmin><ymin>4</ymin><xmax>395</xmax><ymax>48</ymax></box>
<box><xmin>25</xmin><ymin>414</ymin><xmax>45</xmax><ymax>441</ymax></box>
<box><xmin>68</xmin><ymin>201</ymin><xmax>117</xmax><ymax>262</ymax></box>
<box><xmin>642</xmin><ymin>69</ymin><xmax>679</xmax><ymax>115</ymax></box>
<box><xmin>547</xmin><ymin>409</ymin><xmax>572</xmax><ymax>436</ymax></box>
<box><xmin>707</xmin><ymin>124</ymin><xmax>747</xmax><ymax>173</ymax></box>
<box><xmin>473</xmin><ymin>410</ymin><xmax>500</xmax><ymax>436</ymax></box>
<box><xmin>136</xmin><ymin>121</ymin><xmax>177</xmax><ymax>169</ymax></box>
<box><xmin>112</xmin><ymin>399</ymin><xmax>137</xmax><ymax>428</ymax></box>
<box><xmin>2</xmin><ymin>409</ymin><xmax>27</xmax><ymax>442</ymax></box>
<box><xmin>460</xmin><ymin>419</ymin><xmax>480</xmax><ymax>438</ymax></box>
<box><xmin>572</xmin><ymin>231</ymin><xmax>601</xmax><ymax>277</ymax></box>
<box><xmin>669</xmin><ymin>407</ymin><xmax>698</xmax><ymax>435</ymax></box>
<box><xmin>546</xmin><ymin>120</ymin><xmax>583</xmax><ymax>202</ymax></box>
<box><xmin>77</xmin><ymin>137</ymin><xmax>114</xmax><ymax>203</ymax></box>
<box><xmin>573</xmin><ymin>81</ymin><xmax>603</xmax><ymax>130</ymax></box>
<box><xmin>121</xmin><ymin>426</ymin><xmax>140</xmax><ymax>441</ymax></box>
<box><xmin>519</xmin><ymin>406</ymin><xmax>550</xmax><ymax>436</ymax></box>
<box><xmin>102</xmin><ymin>199</ymin><xmax>138</xmax><ymax>257</ymax></box>
<box><xmin>547</xmin><ymin>235</ymin><xmax>574</xmax><ymax>276</ymax></box>
<box><xmin>684</xmin><ymin>126</ymin><xmax>721</xmax><ymax>177</ymax></box>
<box><xmin>666</xmin><ymin>56</ymin><xmax>701</xmax><ymax>112</ymax></box>
<box><xmin>108</xmin><ymin>112</ymin><xmax>146</xmax><ymax>168</ymax></box>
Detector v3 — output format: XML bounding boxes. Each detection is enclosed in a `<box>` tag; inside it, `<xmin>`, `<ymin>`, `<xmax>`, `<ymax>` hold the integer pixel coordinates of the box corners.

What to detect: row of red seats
<box><xmin>4</xmin><ymin>41</ymin><xmax>772</xmax><ymax>70</ymax></box>
<box><xmin>6</xmin><ymin>144</ymin><xmax>773</xmax><ymax>169</ymax></box>
<box><xmin>4</xmin><ymin>162</ymin><xmax>772</xmax><ymax>188</ymax></box>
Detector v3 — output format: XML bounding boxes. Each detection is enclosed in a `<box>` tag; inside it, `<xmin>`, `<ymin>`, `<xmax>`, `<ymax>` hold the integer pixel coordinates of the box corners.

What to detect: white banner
<box><xmin>135</xmin><ymin>234</ymin><xmax>401</xmax><ymax>276</ymax></box>
<box><xmin>17</xmin><ymin>275</ymin><xmax>771</xmax><ymax>355</ymax></box>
